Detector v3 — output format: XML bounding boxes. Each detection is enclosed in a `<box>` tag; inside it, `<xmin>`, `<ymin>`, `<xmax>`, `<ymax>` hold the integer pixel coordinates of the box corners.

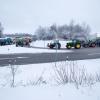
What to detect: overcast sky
<box><xmin>0</xmin><ymin>0</ymin><xmax>100</xmax><ymax>34</ymax></box>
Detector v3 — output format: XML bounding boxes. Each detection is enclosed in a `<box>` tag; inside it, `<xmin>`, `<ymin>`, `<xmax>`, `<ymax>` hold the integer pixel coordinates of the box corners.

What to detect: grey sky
<box><xmin>0</xmin><ymin>0</ymin><xmax>100</xmax><ymax>34</ymax></box>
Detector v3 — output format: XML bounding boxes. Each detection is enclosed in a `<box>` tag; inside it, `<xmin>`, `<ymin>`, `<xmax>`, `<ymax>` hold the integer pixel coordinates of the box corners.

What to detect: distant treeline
<box><xmin>35</xmin><ymin>21</ymin><xmax>91</xmax><ymax>40</ymax></box>
<box><xmin>1</xmin><ymin>20</ymin><xmax>91</xmax><ymax>41</ymax></box>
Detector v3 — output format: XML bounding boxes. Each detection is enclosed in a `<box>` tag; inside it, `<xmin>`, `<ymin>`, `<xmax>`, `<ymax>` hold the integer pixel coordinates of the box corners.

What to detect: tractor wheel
<box><xmin>75</xmin><ymin>44</ymin><xmax>81</xmax><ymax>49</ymax></box>
<box><xmin>91</xmin><ymin>43</ymin><xmax>96</xmax><ymax>47</ymax></box>
<box><xmin>67</xmin><ymin>45</ymin><xmax>71</xmax><ymax>49</ymax></box>
<box><xmin>16</xmin><ymin>44</ymin><xmax>18</xmax><ymax>47</ymax></box>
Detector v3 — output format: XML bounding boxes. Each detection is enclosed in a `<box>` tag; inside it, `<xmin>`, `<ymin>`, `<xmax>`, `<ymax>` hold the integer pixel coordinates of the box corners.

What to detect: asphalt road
<box><xmin>0</xmin><ymin>47</ymin><xmax>100</xmax><ymax>66</ymax></box>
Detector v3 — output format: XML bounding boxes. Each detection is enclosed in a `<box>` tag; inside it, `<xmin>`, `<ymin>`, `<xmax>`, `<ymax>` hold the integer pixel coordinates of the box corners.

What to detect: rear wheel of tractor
<box><xmin>75</xmin><ymin>44</ymin><xmax>81</xmax><ymax>49</ymax></box>
<box><xmin>91</xmin><ymin>43</ymin><xmax>96</xmax><ymax>47</ymax></box>
<box><xmin>21</xmin><ymin>44</ymin><xmax>24</xmax><ymax>47</ymax></box>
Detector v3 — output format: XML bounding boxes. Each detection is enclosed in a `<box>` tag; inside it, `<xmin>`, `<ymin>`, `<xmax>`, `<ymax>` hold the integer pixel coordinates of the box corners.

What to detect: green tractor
<box><xmin>66</xmin><ymin>39</ymin><xmax>81</xmax><ymax>49</ymax></box>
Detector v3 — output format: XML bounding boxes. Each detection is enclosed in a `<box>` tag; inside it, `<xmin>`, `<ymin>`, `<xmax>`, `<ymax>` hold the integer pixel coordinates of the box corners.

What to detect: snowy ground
<box><xmin>0</xmin><ymin>59</ymin><xmax>100</xmax><ymax>100</ymax></box>
<box><xmin>0</xmin><ymin>40</ymin><xmax>100</xmax><ymax>100</ymax></box>
<box><xmin>0</xmin><ymin>83</ymin><xmax>100</xmax><ymax>100</ymax></box>
<box><xmin>0</xmin><ymin>40</ymin><xmax>72</xmax><ymax>54</ymax></box>
<box><xmin>30</xmin><ymin>40</ymin><xmax>69</xmax><ymax>48</ymax></box>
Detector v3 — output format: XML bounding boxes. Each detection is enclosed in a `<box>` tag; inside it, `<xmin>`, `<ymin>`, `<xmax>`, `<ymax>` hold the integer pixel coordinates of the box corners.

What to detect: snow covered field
<box><xmin>30</xmin><ymin>40</ymin><xmax>69</xmax><ymax>48</ymax></box>
<box><xmin>0</xmin><ymin>83</ymin><xmax>100</xmax><ymax>100</ymax></box>
<box><xmin>0</xmin><ymin>59</ymin><xmax>100</xmax><ymax>100</ymax></box>
<box><xmin>0</xmin><ymin>40</ymin><xmax>72</xmax><ymax>54</ymax></box>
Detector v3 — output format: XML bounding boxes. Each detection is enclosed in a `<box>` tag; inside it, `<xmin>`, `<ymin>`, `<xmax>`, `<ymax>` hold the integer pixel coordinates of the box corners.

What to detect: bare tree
<box><xmin>35</xmin><ymin>26</ymin><xmax>47</xmax><ymax>40</ymax></box>
<box><xmin>8</xmin><ymin>59</ymin><xmax>18</xmax><ymax>87</ymax></box>
<box><xmin>53</xmin><ymin>60</ymin><xmax>97</xmax><ymax>88</ymax></box>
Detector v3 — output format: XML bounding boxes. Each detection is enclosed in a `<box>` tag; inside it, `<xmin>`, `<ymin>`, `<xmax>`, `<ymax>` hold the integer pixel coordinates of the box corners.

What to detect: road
<box><xmin>0</xmin><ymin>47</ymin><xmax>100</xmax><ymax>66</ymax></box>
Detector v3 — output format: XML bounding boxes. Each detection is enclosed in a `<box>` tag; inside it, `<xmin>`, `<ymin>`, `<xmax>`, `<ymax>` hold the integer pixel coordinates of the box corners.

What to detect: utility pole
<box><xmin>50</xmin><ymin>24</ymin><xmax>58</xmax><ymax>67</ymax></box>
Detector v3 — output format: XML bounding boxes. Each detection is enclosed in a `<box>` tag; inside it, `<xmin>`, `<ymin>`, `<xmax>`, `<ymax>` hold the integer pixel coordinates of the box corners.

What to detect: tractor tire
<box><xmin>16</xmin><ymin>44</ymin><xmax>18</xmax><ymax>47</ymax></box>
<box><xmin>66</xmin><ymin>45</ymin><xmax>71</xmax><ymax>49</ymax></box>
<box><xmin>75</xmin><ymin>44</ymin><xmax>81</xmax><ymax>49</ymax></box>
<box><xmin>91</xmin><ymin>43</ymin><xmax>96</xmax><ymax>47</ymax></box>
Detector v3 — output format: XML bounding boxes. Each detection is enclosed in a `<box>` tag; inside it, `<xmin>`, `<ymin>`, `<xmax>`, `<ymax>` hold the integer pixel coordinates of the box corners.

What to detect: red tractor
<box><xmin>15</xmin><ymin>37</ymin><xmax>32</xmax><ymax>47</ymax></box>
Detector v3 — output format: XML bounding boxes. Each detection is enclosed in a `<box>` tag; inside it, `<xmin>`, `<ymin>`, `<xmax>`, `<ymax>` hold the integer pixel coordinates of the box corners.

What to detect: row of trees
<box><xmin>0</xmin><ymin>20</ymin><xmax>91</xmax><ymax>40</ymax></box>
<box><xmin>35</xmin><ymin>21</ymin><xmax>91</xmax><ymax>40</ymax></box>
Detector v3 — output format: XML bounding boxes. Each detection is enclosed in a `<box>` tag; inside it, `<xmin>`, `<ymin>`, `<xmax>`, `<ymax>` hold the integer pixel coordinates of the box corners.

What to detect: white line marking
<box><xmin>16</xmin><ymin>57</ymin><xmax>28</xmax><ymax>59</ymax></box>
<box><xmin>0</xmin><ymin>57</ymin><xmax>28</xmax><ymax>60</ymax></box>
<box><xmin>0</xmin><ymin>58</ymin><xmax>13</xmax><ymax>60</ymax></box>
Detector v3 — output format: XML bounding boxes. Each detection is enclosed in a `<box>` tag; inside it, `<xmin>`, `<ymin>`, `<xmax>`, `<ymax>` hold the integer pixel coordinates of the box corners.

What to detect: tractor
<box><xmin>94</xmin><ymin>38</ymin><xmax>100</xmax><ymax>47</ymax></box>
<box><xmin>47</xmin><ymin>40</ymin><xmax>61</xmax><ymax>49</ymax></box>
<box><xmin>0</xmin><ymin>38</ymin><xmax>6</xmax><ymax>46</ymax></box>
<box><xmin>15</xmin><ymin>37</ymin><xmax>31</xmax><ymax>47</ymax></box>
<box><xmin>0</xmin><ymin>37</ymin><xmax>13</xmax><ymax>46</ymax></box>
<box><xmin>66</xmin><ymin>39</ymin><xmax>81</xmax><ymax>49</ymax></box>
<box><xmin>82</xmin><ymin>40</ymin><xmax>96</xmax><ymax>48</ymax></box>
